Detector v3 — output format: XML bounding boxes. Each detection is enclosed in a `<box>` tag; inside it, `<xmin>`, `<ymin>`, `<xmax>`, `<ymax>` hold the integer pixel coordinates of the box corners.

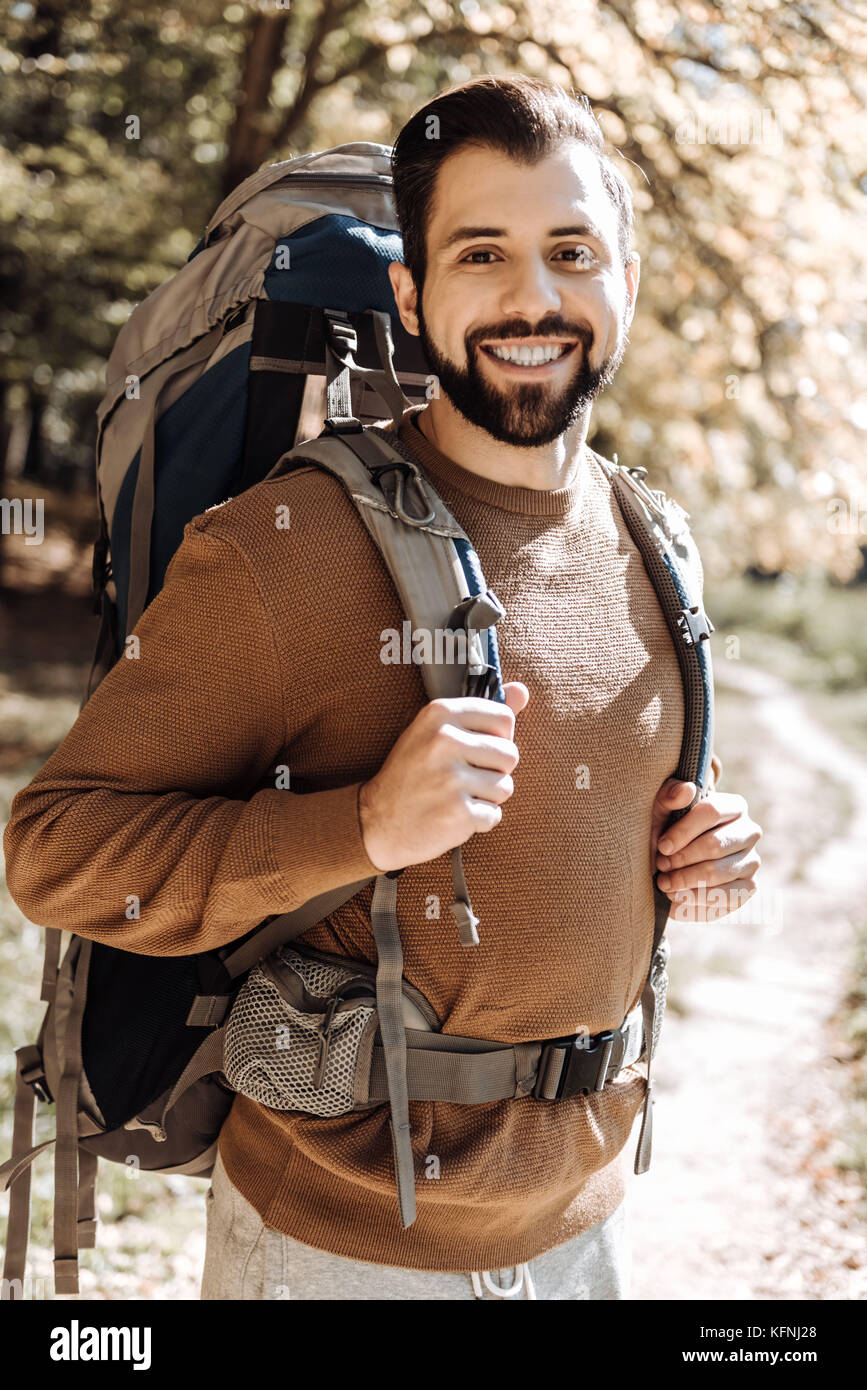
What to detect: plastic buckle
<box><xmin>677</xmin><ymin>605</ymin><xmax>715</xmax><ymax>646</ymax></box>
<box><xmin>322</xmin><ymin>416</ymin><xmax>365</xmax><ymax>435</ymax></box>
<box><xmin>323</xmin><ymin>307</ymin><xmax>357</xmax><ymax>357</ymax></box>
<box><xmin>20</xmin><ymin>1058</ymin><xmax>52</xmax><ymax>1104</ymax></box>
<box><xmin>533</xmin><ymin>1030</ymin><xmax>616</xmax><ymax>1100</ymax></box>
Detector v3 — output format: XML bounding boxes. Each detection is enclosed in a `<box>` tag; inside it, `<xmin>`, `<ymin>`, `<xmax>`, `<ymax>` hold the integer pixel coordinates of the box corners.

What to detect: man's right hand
<box><xmin>358</xmin><ymin>681</ymin><xmax>530</xmax><ymax>873</ymax></box>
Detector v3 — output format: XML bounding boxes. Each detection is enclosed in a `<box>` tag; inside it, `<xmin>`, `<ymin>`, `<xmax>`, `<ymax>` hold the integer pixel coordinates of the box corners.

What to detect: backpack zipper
<box><xmin>277</xmin><ymin>173</ymin><xmax>392</xmax><ymax>188</ymax></box>
<box><xmin>313</xmin><ymin>994</ymin><xmax>344</xmax><ymax>1088</ymax></box>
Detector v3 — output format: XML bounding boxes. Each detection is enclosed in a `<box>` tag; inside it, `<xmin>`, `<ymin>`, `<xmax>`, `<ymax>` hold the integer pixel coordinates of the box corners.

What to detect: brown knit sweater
<box><xmin>4</xmin><ymin>408</ymin><xmax>718</xmax><ymax>1271</ymax></box>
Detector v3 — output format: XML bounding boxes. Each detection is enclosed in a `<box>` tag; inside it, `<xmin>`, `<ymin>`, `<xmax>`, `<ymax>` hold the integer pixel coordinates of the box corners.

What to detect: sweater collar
<box><xmin>395</xmin><ymin>406</ymin><xmax>588</xmax><ymax>518</ymax></box>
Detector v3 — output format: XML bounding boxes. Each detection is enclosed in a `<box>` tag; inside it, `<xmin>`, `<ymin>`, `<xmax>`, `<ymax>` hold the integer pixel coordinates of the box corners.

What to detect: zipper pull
<box><xmin>313</xmin><ymin>996</ymin><xmax>342</xmax><ymax>1088</ymax></box>
<box><xmin>124</xmin><ymin>1115</ymin><xmax>167</xmax><ymax>1143</ymax></box>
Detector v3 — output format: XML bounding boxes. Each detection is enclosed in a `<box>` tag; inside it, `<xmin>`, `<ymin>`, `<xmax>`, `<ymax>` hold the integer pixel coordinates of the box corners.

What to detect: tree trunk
<box><xmin>0</xmin><ymin>381</ymin><xmax>8</xmax><ymax>593</ymax></box>
<box><xmin>221</xmin><ymin>12</ymin><xmax>290</xmax><ymax>199</ymax></box>
<box><xmin>21</xmin><ymin>387</ymin><xmax>45</xmax><ymax>482</ymax></box>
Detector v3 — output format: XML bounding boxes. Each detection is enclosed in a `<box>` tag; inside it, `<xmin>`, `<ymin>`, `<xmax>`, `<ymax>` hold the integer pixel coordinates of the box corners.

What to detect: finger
<box><xmin>462</xmin><ymin>766</ymin><xmax>515</xmax><ymax>804</ymax></box>
<box><xmin>465</xmin><ymin>798</ymin><xmax>504</xmax><ymax>834</ymax></box>
<box><xmin>430</xmin><ymin>696</ymin><xmax>516</xmax><ymax>739</ymax></box>
<box><xmin>656</xmin><ymin>818</ymin><xmax>762</xmax><ymax>872</ymax></box>
<box><xmin>657</xmin><ymin>847</ymin><xmax>761</xmax><ymax>893</ymax></box>
<box><xmin>654</xmin><ymin>778</ymin><xmax>697</xmax><ymax>813</ymax></box>
<box><xmin>445</xmin><ymin>725</ymin><xmax>519</xmax><ymax>773</ymax></box>
<box><xmin>664</xmin><ymin>877</ymin><xmax>759</xmax><ymax>921</ymax></box>
<box><xmin>656</xmin><ymin>793</ymin><xmax>747</xmax><ymax>856</ymax></box>
<box><xmin>502</xmin><ymin>681</ymin><xmax>530</xmax><ymax>716</ymax></box>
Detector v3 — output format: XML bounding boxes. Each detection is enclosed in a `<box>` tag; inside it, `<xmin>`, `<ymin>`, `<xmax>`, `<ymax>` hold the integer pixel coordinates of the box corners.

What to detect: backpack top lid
<box><xmin>96</xmin><ymin>143</ymin><xmax>403</xmax><ymax>437</ymax></box>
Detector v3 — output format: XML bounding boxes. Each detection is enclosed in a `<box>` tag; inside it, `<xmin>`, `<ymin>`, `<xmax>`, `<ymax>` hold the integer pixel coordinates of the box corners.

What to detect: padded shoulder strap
<box><xmin>591</xmin><ymin>450</ymin><xmax>716</xmax><ymax>1177</ymax></box>
<box><xmin>191</xmin><ymin>417</ymin><xmax>507</xmax><ymax>1009</ymax></box>
<box><xmin>269</xmin><ymin>420</ymin><xmax>507</xmax><ymax>703</ymax></box>
<box><xmin>594</xmin><ymin>452</ymin><xmax>715</xmax><ymax>800</ymax></box>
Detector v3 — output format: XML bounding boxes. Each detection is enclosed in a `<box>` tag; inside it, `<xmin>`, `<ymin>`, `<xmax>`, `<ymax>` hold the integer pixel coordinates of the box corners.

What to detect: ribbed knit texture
<box><xmin>4</xmin><ymin>406</ymin><xmax>707</xmax><ymax>1271</ymax></box>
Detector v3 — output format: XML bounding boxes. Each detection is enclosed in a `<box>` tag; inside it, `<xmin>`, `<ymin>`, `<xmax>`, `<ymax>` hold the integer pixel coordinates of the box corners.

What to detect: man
<box><xmin>3</xmin><ymin>75</ymin><xmax>762</xmax><ymax>1301</ymax></box>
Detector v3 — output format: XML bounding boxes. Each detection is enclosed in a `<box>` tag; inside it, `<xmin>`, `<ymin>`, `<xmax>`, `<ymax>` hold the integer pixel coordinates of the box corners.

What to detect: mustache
<box><xmin>468</xmin><ymin>319</ymin><xmax>595</xmax><ymax>349</ymax></box>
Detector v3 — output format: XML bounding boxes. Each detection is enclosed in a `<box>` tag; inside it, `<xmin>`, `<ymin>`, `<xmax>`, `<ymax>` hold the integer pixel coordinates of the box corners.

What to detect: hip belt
<box><xmin>367</xmin><ymin>1009</ymin><xmax>645</xmax><ymax>1105</ymax></box>
<box><xmin>220</xmin><ymin>936</ymin><xmax>646</xmax><ymax>1229</ymax></box>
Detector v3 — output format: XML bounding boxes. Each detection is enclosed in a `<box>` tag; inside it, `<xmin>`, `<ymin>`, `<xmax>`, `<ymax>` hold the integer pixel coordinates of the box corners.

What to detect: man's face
<box><xmin>391</xmin><ymin>139</ymin><xmax>639</xmax><ymax>447</ymax></box>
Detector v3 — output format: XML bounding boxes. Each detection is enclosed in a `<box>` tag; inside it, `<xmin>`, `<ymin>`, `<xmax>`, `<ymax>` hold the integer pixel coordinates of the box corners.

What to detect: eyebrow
<box><xmin>439</xmin><ymin>222</ymin><xmax>606</xmax><ymax>251</ymax></box>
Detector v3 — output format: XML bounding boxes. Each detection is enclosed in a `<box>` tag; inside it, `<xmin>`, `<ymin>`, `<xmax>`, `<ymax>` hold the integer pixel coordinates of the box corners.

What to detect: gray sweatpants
<box><xmin>200</xmin><ymin>1151</ymin><xmax>631</xmax><ymax>1300</ymax></box>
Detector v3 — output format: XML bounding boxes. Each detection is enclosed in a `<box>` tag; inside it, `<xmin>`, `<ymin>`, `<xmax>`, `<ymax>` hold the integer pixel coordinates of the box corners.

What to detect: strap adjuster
<box><xmin>323</xmin><ymin>307</ymin><xmax>357</xmax><ymax>356</ymax></box>
<box><xmin>532</xmin><ymin>1029</ymin><xmax>617</xmax><ymax>1100</ymax></box>
<box><xmin>677</xmin><ymin>604</ymin><xmax>714</xmax><ymax>645</ymax></box>
<box><xmin>18</xmin><ymin>1047</ymin><xmax>52</xmax><ymax>1103</ymax></box>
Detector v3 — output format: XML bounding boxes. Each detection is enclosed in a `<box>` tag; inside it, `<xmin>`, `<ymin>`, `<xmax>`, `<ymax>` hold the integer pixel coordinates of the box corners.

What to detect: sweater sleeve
<box><xmin>2</xmin><ymin>514</ymin><xmax>381</xmax><ymax>955</ymax></box>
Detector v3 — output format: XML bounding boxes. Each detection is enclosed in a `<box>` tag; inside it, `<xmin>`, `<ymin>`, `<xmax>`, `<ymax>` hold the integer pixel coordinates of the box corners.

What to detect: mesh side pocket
<box><xmin>223</xmin><ymin>948</ymin><xmax>376</xmax><ymax>1117</ymax></box>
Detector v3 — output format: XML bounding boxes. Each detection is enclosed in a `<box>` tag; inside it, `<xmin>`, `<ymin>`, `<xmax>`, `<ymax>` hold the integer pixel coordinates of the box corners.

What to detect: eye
<box><xmin>460</xmin><ymin>249</ymin><xmax>499</xmax><ymax>264</ymax></box>
<box><xmin>555</xmin><ymin>245</ymin><xmax>597</xmax><ymax>268</ymax></box>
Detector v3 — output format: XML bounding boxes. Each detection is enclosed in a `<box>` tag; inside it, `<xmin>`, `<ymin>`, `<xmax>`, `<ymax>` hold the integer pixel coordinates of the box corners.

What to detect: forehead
<box><xmin>426</xmin><ymin>139</ymin><xmax>619</xmax><ymax>250</ymax></box>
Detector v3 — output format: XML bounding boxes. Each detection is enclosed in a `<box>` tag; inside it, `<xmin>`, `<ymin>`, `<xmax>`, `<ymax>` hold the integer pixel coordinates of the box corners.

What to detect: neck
<box><xmin>413</xmin><ymin>396</ymin><xmax>590</xmax><ymax>492</ymax></box>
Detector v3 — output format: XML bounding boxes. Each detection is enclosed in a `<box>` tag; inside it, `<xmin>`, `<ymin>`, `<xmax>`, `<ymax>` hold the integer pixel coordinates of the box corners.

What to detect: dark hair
<box><xmin>390</xmin><ymin>74</ymin><xmax>634</xmax><ymax>289</ymax></box>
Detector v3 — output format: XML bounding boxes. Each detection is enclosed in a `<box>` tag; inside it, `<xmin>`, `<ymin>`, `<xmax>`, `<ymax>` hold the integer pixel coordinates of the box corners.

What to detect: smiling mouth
<box><xmin>478</xmin><ymin>340</ymin><xmax>578</xmax><ymax>369</ymax></box>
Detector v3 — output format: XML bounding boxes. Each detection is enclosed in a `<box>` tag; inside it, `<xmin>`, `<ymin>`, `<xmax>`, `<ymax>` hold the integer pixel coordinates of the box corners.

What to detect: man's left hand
<box><xmin>650</xmin><ymin>778</ymin><xmax>763</xmax><ymax>922</ymax></box>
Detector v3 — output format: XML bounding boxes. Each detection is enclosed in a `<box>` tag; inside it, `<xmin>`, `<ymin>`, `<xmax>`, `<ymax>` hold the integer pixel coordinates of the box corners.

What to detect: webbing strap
<box><xmin>449</xmin><ymin>846</ymin><xmax>480</xmax><ymax>947</ymax></box>
<box><xmin>0</xmin><ymin>1137</ymin><xmax>55</xmax><ymax>1194</ymax></box>
<box><xmin>0</xmin><ymin>1052</ymin><xmax>39</xmax><ymax>1297</ymax></box>
<box><xmin>367</xmin><ymin>1008</ymin><xmax>643</xmax><ymax>1104</ymax></box>
<box><xmin>325</xmin><ymin>337</ymin><xmax>353</xmax><ymax>424</ymax></box>
<box><xmin>633</xmin><ymin>893</ymin><xmax>671</xmax><ymax>1174</ymax></box>
<box><xmin>370</xmin><ymin>1037</ymin><xmax>537</xmax><ymax>1104</ymax></box>
<box><xmin>370</xmin><ymin>310</ymin><xmax>412</xmax><ymax>429</ymax></box>
<box><xmin>40</xmin><ymin>928</ymin><xmax>62</xmax><ymax>1003</ymax></box>
<box><xmin>53</xmin><ymin>937</ymin><xmax>93</xmax><ymax>1296</ymax></box>
<box><xmin>370</xmin><ymin>872</ymin><xmax>416</xmax><ymax>1228</ymax></box>
<box><xmin>323</xmin><ymin>309</ymin><xmax>410</xmax><ymax>431</ymax></box>
<box><xmin>634</xmin><ymin>981</ymin><xmax>657</xmax><ymax>1174</ymax></box>
<box><xmin>76</xmin><ymin>1147</ymin><xmax>98</xmax><ymax>1248</ymax></box>
<box><xmin>160</xmin><ymin>1026</ymin><xmax>226</xmax><ymax>1127</ymax></box>
<box><xmin>126</xmin><ymin>329</ymin><xmax>226</xmax><ymax>632</ymax></box>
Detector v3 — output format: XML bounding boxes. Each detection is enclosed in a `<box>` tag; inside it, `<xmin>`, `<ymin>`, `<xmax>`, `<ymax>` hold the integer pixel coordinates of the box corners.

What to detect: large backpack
<box><xmin>1</xmin><ymin>142</ymin><xmax>715</xmax><ymax>1299</ymax></box>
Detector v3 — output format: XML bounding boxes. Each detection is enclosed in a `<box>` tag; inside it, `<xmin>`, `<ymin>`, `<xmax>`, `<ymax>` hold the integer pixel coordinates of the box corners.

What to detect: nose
<box><xmin>498</xmin><ymin>254</ymin><xmax>563</xmax><ymax>327</ymax></box>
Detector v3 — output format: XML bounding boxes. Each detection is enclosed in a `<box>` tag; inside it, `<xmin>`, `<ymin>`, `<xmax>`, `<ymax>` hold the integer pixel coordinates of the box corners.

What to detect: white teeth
<box><xmin>488</xmin><ymin>343</ymin><xmax>568</xmax><ymax>364</ymax></box>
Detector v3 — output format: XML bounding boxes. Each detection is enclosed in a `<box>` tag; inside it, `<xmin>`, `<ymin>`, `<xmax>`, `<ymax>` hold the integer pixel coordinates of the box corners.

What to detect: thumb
<box><xmin>502</xmin><ymin>681</ymin><xmax>530</xmax><ymax>716</ymax></box>
<box><xmin>657</xmin><ymin>778</ymin><xmax>697</xmax><ymax>809</ymax></box>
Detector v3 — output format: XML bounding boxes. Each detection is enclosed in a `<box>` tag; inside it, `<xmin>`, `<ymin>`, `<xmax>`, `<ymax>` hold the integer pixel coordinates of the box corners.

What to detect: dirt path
<box><xmin>627</xmin><ymin>661</ymin><xmax>867</xmax><ymax>1300</ymax></box>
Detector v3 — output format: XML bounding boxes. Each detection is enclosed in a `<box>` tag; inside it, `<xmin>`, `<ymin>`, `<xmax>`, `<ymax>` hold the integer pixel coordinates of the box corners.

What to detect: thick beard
<box><xmin>415</xmin><ymin>296</ymin><xmax>626</xmax><ymax>448</ymax></box>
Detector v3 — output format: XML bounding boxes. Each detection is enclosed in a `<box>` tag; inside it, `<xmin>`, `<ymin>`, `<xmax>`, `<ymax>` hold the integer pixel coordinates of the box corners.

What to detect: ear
<box><xmin>624</xmin><ymin>253</ymin><xmax>640</xmax><ymax>329</ymax></box>
<box><xmin>388</xmin><ymin>261</ymin><xmax>421</xmax><ymax>338</ymax></box>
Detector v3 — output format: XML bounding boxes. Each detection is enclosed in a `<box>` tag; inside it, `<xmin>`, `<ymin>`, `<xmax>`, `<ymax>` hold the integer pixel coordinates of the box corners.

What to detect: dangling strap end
<box><xmin>450</xmin><ymin>899</ymin><xmax>480</xmax><ymax>947</ymax></box>
<box><xmin>449</xmin><ymin>846</ymin><xmax>481</xmax><ymax>946</ymax></box>
<box><xmin>391</xmin><ymin>1120</ymin><xmax>417</xmax><ymax>1229</ymax></box>
<box><xmin>53</xmin><ymin>1257</ymin><xmax>80</xmax><ymax>1296</ymax></box>
<box><xmin>634</xmin><ymin>1077</ymin><xmax>654</xmax><ymax>1175</ymax></box>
